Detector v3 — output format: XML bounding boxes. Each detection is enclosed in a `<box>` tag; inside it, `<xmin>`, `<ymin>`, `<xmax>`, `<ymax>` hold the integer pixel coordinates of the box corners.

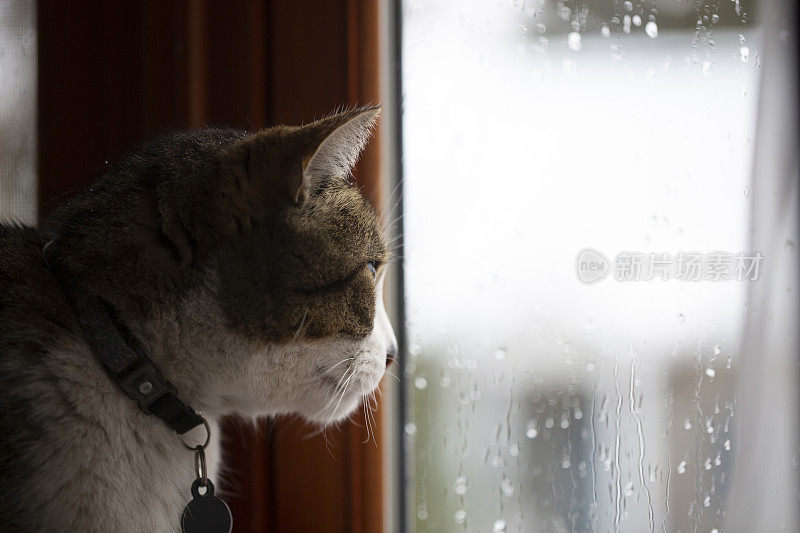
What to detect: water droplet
<box><xmin>703</xmin><ymin>495</ymin><xmax>711</xmax><ymax>506</ymax></box>
<box><xmin>624</xmin><ymin>482</ymin><xmax>634</xmax><ymax>496</ymax></box>
<box><xmin>454</xmin><ymin>476</ymin><xmax>468</xmax><ymax>495</ymax></box>
<box><xmin>713</xmin><ymin>345</ymin><xmax>721</xmax><ymax>356</ymax></box>
<box><xmin>724</xmin><ymin>439</ymin><xmax>731</xmax><ymax>451</ymax></box>
<box><xmin>536</xmin><ymin>23</ymin><xmax>546</xmax><ymax>33</ymax></box>
<box><xmin>712</xmin><ymin>529</ymin><xmax>719</xmax><ymax>533</ymax></box>
<box><xmin>440</xmin><ymin>376</ymin><xmax>450</xmax><ymax>388</ymax></box>
<box><xmin>714</xmin><ymin>454</ymin><xmax>722</xmax><ymax>466</ymax></box>
<box><xmin>414</xmin><ymin>377</ymin><xmax>428</xmax><ymax>390</ymax></box>
<box><xmin>509</xmin><ymin>443</ymin><xmax>520</xmax><ymax>457</ymax></box>
<box><xmin>645</xmin><ymin>21</ymin><xmax>658</xmax><ymax>38</ymax></box>
<box><xmin>632</xmin><ymin>14</ymin><xmax>642</xmax><ymax>26</ymax></box>
<box><xmin>586</xmin><ymin>361</ymin><xmax>596</xmax><ymax>372</ymax></box>
<box><xmin>493</xmin><ymin>519</ymin><xmax>508</xmax><ymax>532</ymax></box>
<box><xmin>562</xmin><ymin>458</ymin><xmax>571</xmax><ymax>469</ymax></box>
<box><xmin>545</xmin><ymin>416</ymin><xmax>554</xmax><ymax>429</ymax></box>
<box><xmin>677</xmin><ymin>460</ymin><xmax>687</xmax><ymax>474</ymax></box>
<box><xmin>623</xmin><ymin>1</ymin><xmax>633</xmax><ymax>11</ymax></box>
<box><xmin>494</xmin><ymin>348</ymin><xmax>507</xmax><ymax>360</ymax></box>
<box><xmin>560</xmin><ymin>415</ymin><xmax>570</xmax><ymax>429</ymax></box>
<box><xmin>705</xmin><ymin>367</ymin><xmax>716</xmax><ymax>378</ymax></box>
<box><xmin>702</xmin><ymin>60</ymin><xmax>712</xmax><ymax>76</ymax></box>
<box><xmin>568</xmin><ymin>32</ymin><xmax>582</xmax><ymax>52</ymax></box>
<box><xmin>739</xmin><ymin>45</ymin><xmax>750</xmax><ymax>62</ymax></box>
<box><xmin>454</xmin><ymin>509</ymin><xmax>466</xmax><ymax>524</ymax></box>
<box><xmin>684</xmin><ymin>419</ymin><xmax>692</xmax><ymax>430</ymax></box>
<box><xmin>678</xmin><ymin>313</ymin><xmax>686</xmax><ymax>323</ymax></box>
<box><xmin>601</xmin><ymin>24</ymin><xmax>611</xmax><ymax>38</ymax></box>
<box><xmin>516</xmin><ymin>24</ymin><xmax>527</xmax><ymax>35</ymax></box>
<box><xmin>417</xmin><ymin>509</ymin><xmax>428</xmax><ymax>520</ymax></box>
<box><xmin>574</xmin><ymin>409</ymin><xmax>583</xmax><ymax>420</ymax></box>
<box><xmin>704</xmin><ymin>458</ymin><xmax>712</xmax><ymax>470</ymax></box>
<box><xmin>405</xmin><ymin>423</ymin><xmax>417</xmax><ymax>436</ymax></box>
<box><xmin>711</xmin><ymin>13</ymin><xmax>719</xmax><ymax>24</ymax></box>
<box><xmin>500</xmin><ymin>478</ymin><xmax>515</xmax><ymax>497</ymax></box>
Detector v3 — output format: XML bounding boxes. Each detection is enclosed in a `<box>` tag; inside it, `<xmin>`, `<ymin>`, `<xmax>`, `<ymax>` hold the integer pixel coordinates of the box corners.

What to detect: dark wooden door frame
<box><xmin>37</xmin><ymin>2</ymin><xmax>386</xmax><ymax>531</ymax></box>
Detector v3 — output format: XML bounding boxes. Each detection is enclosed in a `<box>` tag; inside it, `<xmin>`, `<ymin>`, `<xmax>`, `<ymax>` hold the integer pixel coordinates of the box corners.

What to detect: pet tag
<box><xmin>181</xmin><ymin>479</ymin><xmax>233</xmax><ymax>533</ymax></box>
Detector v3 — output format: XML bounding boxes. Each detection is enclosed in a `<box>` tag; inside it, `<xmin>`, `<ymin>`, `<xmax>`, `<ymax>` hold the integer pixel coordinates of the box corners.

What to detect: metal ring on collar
<box><xmin>178</xmin><ymin>416</ymin><xmax>211</xmax><ymax>451</ymax></box>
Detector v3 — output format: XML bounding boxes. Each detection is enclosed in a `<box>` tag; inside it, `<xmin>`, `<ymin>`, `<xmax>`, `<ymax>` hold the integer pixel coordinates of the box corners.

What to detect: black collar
<box><xmin>44</xmin><ymin>239</ymin><xmax>204</xmax><ymax>436</ymax></box>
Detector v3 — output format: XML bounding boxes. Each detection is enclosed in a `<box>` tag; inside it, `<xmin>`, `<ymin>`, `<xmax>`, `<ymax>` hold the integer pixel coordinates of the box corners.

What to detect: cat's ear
<box><xmin>294</xmin><ymin>106</ymin><xmax>380</xmax><ymax>203</ymax></box>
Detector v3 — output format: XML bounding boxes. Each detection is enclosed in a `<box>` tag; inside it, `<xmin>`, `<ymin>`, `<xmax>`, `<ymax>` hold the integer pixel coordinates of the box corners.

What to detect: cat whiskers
<box><xmin>383</xmin><ymin>368</ymin><xmax>401</xmax><ymax>383</ymax></box>
<box><xmin>326</xmin><ymin>357</ymin><xmax>355</xmax><ymax>374</ymax></box>
<box><xmin>291</xmin><ymin>309</ymin><xmax>309</xmax><ymax>341</ymax></box>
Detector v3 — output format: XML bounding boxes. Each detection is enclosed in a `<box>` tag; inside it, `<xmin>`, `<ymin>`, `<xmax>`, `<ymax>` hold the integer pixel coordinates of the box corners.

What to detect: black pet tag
<box><xmin>181</xmin><ymin>479</ymin><xmax>233</xmax><ymax>533</ymax></box>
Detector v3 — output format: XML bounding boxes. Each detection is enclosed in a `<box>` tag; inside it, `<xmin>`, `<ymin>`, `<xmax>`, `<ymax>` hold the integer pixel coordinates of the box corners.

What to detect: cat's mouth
<box><xmin>312</xmin><ymin>353</ymin><xmax>385</xmax><ymax>423</ymax></box>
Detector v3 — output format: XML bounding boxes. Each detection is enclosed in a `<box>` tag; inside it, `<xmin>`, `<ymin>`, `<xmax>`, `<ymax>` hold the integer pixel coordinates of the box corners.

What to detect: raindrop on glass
<box><xmin>454</xmin><ymin>509</ymin><xmax>466</xmax><ymax>525</ymax></box>
<box><xmin>454</xmin><ymin>476</ymin><xmax>468</xmax><ymax>495</ymax></box>
<box><xmin>705</xmin><ymin>367</ymin><xmax>716</xmax><ymax>378</ymax></box>
<box><xmin>500</xmin><ymin>478</ymin><xmax>514</xmax><ymax>497</ymax></box>
<box><xmin>739</xmin><ymin>46</ymin><xmax>750</xmax><ymax>62</ymax></box>
<box><xmin>645</xmin><ymin>21</ymin><xmax>658</xmax><ymax>38</ymax></box>
<box><xmin>677</xmin><ymin>460</ymin><xmax>687</xmax><ymax>474</ymax></box>
<box><xmin>623</xmin><ymin>482</ymin><xmax>634</xmax><ymax>496</ymax></box>
<box><xmin>683</xmin><ymin>419</ymin><xmax>692</xmax><ymax>430</ymax></box>
<box><xmin>601</xmin><ymin>24</ymin><xmax>611</xmax><ymax>38</ymax></box>
<box><xmin>632</xmin><ymin>14</ymin><xmax>642</xmax><ymax>26</ymax></box>
<box><xmin>493</xmin><ymin>519</ymin><xmax>508</xmax><ymax>532</ymax></box>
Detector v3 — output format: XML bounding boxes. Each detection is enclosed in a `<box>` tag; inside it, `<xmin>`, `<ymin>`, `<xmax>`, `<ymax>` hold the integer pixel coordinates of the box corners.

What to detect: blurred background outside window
<box><xmin>399</xmin><ymin>0</ymin><xmax>797</xmax><ymax>531</ymax></box>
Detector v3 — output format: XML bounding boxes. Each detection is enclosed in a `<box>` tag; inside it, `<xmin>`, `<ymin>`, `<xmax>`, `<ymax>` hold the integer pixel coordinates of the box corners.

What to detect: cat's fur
<box><xmin>0</xmin><ymin>107</ymin><xmax>396</xmax><ymax>531</ymax></box>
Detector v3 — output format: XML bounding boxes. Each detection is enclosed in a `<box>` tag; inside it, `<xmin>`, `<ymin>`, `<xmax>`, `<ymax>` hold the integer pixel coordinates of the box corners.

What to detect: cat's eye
<box><xmin>366</xmin><ymin>260</ymin><xmax>378</xmax><ymax>278</ymax></box>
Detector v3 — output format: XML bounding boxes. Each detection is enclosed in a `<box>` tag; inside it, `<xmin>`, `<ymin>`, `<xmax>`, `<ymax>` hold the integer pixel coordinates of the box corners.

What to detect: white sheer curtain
<box><xmin>0</xmin><ymin>0</ymin><xmax>36</xmax><ymax>225</ymax></box>
<box><xmin>727</xmin><ymin>0</ymin><xmax>799</xmax><ymax>530</ymax></box>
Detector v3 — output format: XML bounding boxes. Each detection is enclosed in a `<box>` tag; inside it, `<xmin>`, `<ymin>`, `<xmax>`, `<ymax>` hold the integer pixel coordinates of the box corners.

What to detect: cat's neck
<box><xmin>37</xmin><ymin>337</ymin><xmax>212</xmax><ymax>530</ymax></box>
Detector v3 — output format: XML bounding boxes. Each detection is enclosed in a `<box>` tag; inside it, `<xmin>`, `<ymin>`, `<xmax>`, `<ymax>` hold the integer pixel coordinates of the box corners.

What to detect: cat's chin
<box><xmin>307</xmin><ymin>360</ymin><xmax>386</xmax><ymax>425</ymax></box>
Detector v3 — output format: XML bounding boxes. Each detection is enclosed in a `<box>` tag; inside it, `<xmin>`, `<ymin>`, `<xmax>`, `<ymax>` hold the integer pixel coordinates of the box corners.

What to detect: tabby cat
<box><xmin>0</xmin><ymin>107</ymin><xmax>396</xmax><ymax>531</ymax></box>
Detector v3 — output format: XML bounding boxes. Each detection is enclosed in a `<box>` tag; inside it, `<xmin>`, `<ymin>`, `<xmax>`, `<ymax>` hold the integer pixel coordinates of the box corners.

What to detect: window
<box><xmin>398</xmin><ymin>0</ymin><xmax>797</xmax><ymax>531</ymax></box>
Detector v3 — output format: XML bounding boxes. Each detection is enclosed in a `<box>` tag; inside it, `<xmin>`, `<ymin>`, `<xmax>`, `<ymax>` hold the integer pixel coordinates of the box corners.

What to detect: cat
<box><xmin>0</xmin><ymin>106</ymin><xmax>397</xmax><ymax>531</ymax></box>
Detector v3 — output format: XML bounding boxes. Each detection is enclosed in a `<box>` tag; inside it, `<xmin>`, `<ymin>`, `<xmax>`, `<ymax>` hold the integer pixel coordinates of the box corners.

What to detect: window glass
<box><xmin>401</xmin><ymin>1</ymin><xmax>763</xmax><ymax>530</ymax></box>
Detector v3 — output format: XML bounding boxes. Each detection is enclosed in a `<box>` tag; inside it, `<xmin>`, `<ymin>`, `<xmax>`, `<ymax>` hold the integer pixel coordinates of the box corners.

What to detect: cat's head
<box><xmin>46</xmin><ymin>107</ymin><xmax>396</xmax><ymax>424</ymax></box>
